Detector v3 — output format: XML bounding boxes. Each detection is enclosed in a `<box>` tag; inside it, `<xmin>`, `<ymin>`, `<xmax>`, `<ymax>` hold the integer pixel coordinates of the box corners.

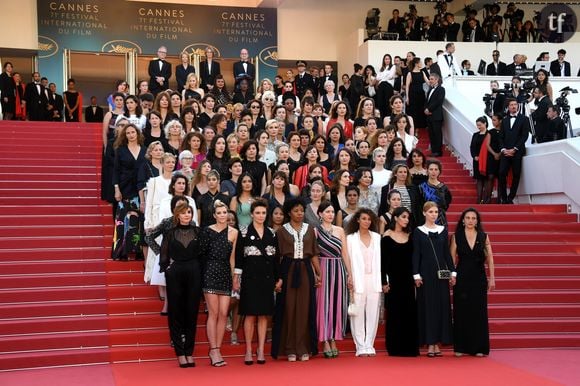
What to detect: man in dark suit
<box><xmin>550</xmin><ymin>49</ymin><xmax>571</xmax><ymax>77</ymax></box>
<box><xmin>24</xmin><ymin>72</ymin><xmax>49</xmax><ymax>121</ymax></box>
<box><xmin>233</xmin><ymin>48</ymin><xmax>255</xmax><ymax>92</ymax></box>
<box><xmin>546</xmin><ymin>106</ymin><xmax>567</xmax><ymax>141</ymax></box>
<box><xmin>84</xmin><ymin>96</ymin><xmax>104</xmax><ymax>123</ymax></box>
<box><xmin>46</xmin><ymin>82</ymin><xmax>63</xmax><ymax>122</ymax></box>
<box><xmin>319</xmin><ymin>63</ymin><xmax>338</xmax><ymax>96</ymax></box>
<box><xmin>199</xmin><ymin>46</ymin><xmax>220</xmax><ymax>92</ymax></box>
<box><xmin>294</xmin><ymin>60</ymin><xmax>314</xmax><ymax>100</ymax></box>
<box><xmin>463</xmin><ymin>18</ymin><xmax>485</xmax><ymax>42</ymax></box>
<box><xmin>530</xmin><ymin>86</ymin><xmax>552</xmax><ymax>143</ymax></box>
<box><xmin>444</xmin><ymin>13</ymin><xmax>460</xmax><ymax>42</ymax></box>
<box><xmin>424</xmin><ymin>73</ymin><xmax>446</xmax><ymax>157</ymax></box>
<box><xmin>498</xmin><ymin>98</ymin><xmax>530</xmax><ymax>204</ymax></box>
<box><xmin>506</xmin><ymin>54</ymin><xmax>527</xmax><ymax>76</ymax></box>
<box><xmin>148</xmin><ymin>46</ymin><xmax>171</xmax><ymax>96</ymax></box>
<box><xmin>486</xmin><ymin>50</ymin><xmax>509</xmax><ymax>76</ymax></box>
<box><xmin>349</xmin><ymin>63</ymin><xmax>364</xmax><ymax>113</ymax></box>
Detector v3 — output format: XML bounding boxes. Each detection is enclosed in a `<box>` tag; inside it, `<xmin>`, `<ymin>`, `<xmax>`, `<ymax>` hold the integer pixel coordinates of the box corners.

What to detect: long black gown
<box><xmin>412</xmin><ymin>225</ymin><xmax>454</xmax><ymax>346</ymax></box>
<box><xmin>407</xmin><ymin>71</ymin><xmax>426</xmax><ymax>128</ymax></box>
<box><xmin>381</xmin><ymin>235</ymin><xmax>419</xmax><ymax>356</ymax></box>
<box><xmin>453</xmin><ymin>229</ymin><xmax>490</xmax><ymax>355</ymax></box>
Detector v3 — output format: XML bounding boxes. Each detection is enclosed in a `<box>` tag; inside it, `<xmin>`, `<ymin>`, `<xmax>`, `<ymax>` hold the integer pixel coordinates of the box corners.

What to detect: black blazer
<box><xmin>463</xmin><ymin>26</ymin><xmax>485</xmax><ymax>42</ymax></box>
<box><xmin>294</xmin><ymin>72</ymin><xmax>315</xmax><ymax>99</ymax></box>
<box><xmin>24</xmin><ymin>82</ymin><xmax>49</xmax><ymax>120</ymax></box>
<box><xmin>550</xmin><ymin>60</ymin><xmax>571</xmax><ymax>77</ymax></box>
<box><xmin>85</xmin><ymin>105</ymin><xmax>104</xmax><ymax>123</ymax></box>
<box><xmin>445</xmin><ymin>23</ymin><xmax>460</xmax><ymax>42</ymax></box>
<box><xmin>531</xmin><ymin>96</ymin><xmax>552</xmax><ymax>141</ymax></box>
<box><xmin>486</xmin><ymin>61</ymin><xmax>508</xmax><ymax>76</ymax></box>
<box><xmin>233</xmin><ymin>61</ymin><xmax>256</xmax><ymax>86</ymax></box>
<box><xmin>199</xmin><ymin>60</ymin><xmax>221</xmax><ymax>90</ymax></box>
<box><xmin>500</xmin><ymin>114</ymin><xmax>529</xmax><ymax>156</ymax></box>
<box><xmin>506</xmin><ymin>62</ymin><xmax>527</xmax><ymax>76</ymax></box>
<box><xmin>175</xmin><ymin>64</ymin><xmax>195</xmax><ymax>92</ymax></box>
<box><xmin>425</xmin><ymin>85</ymin><xmax>445</xmax><ymax>121</ymax></box>
<box><xmin>148</xmin><ymin>59</ymin><xmax>172</xmax><ymax>94</ymax></box>
<box><xmin>48</xmin><ymin>92</ymin><xmax>64</xmax><ymax>121</ymax></box>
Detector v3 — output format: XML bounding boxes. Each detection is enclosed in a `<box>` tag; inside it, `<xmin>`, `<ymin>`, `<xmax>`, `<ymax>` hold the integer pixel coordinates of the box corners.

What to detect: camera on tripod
<box><xmin>557</xmin><ymin>87</ymin><xmax>577</xmax><ymax>114</ymax></box>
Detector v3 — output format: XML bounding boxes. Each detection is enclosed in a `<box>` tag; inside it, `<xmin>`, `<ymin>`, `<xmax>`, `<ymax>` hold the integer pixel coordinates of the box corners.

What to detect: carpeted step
<box><xmin>0</xmin><ymin>247</ymin><xmax>107</xmax><ymax>262</ymax></box>
<box><xmin>490</xmin><ymin>333</ymin><xmax>580</xmax><ymax>349</ymax></box>
<box><xmin>493</xmin><ymin>264</ymin><xmax>580</xmax><ymax>276</ymax></box>
<box><xmin>489</xmin><ymin>304</ymin><xmax>580</xmax><ymax>318</ymax></box>
<box><xmin>0</xmin><ymin>224</ymin><xmax>112</xmax><ymax>238</ymax></box>
<box><xmin>0</xmin><ymin>347</ymin><xmax>110</xmax><ymax>370</ymax></box>
<box><xmin>0</xmin><ymin>214</ymin><xmax>108</xmax><ymax>226</ymax></box>
<box><xmin>0</xmin><ymin>331</ymin><xmax>111</xmax><ymax>353</ymax></box>
<box><xmin>0</xmin><ymin>236</ymin><xmax>109</xmax><ymax>249</ymax></box>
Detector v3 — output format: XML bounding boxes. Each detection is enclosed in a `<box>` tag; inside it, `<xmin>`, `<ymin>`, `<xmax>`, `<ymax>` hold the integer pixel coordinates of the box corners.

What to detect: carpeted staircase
<box><xmin>0</xmin><ymin>121</ymin><xmax>579</xmax><ymax>371</ymax></box>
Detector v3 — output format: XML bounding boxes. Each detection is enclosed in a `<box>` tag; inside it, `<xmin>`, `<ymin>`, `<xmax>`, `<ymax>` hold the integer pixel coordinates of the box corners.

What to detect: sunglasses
<box><xmin>250</xmin><ymin>105</ymin><xmax>260</xmax><ymax>109</ymax></box>
<box><xmin>264</xmin><ymin>98</ymin><xmax>274</xmax><ymax>102</ymax></box>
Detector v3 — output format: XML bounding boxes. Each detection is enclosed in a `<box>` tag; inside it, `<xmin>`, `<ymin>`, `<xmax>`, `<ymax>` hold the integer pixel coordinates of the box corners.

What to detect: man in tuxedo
<box><xmin>46</xmin><ymin>82</ymin><xmax>63</xmax><ymax>122</ymax></box>
<box><xmin>233</xmin><ymin>48</ymin><xmax>255</xmax><ymax>92</ymax></box>
<box><xmin>463</xmin><ymin>17</ymin><xmax>485</xmax><ymax>42</ymax></box>
<box><xmin>24</xmin><ymin>72</ymin><xmax>49</xmax><ymax>121</ymax></box>
<box><xmin>506</xmin><ymin>54</ymin><xmax>527</xmax><ymax>76</ymax></box>
<box><xmin>550</xmin><ymin>49</ymin><xmax>571</xmax><ymax>77</ymax></box>
<box><xmin>530</xmin><ymin>86</ymin><xmax>552</xmax><ymax>143</ymax></box>
<box><xmin>498</xmin><ymin>98</ymin><xmax>530</xmax><ymax>204</ymax></box>
<box><xmin>319</xmin><ymin>63</ymin><xmax>338</xmax><ymax>96</ymax></box>
<box><xmin>486</xmin><ymin>50</ymin><xmax>509</xmax><ymax>76</ymax></box>
<box><xmin>437</xmin><ymin>43</ymin><xmax>461</xmax><ymax>79</ymax></box>
<box><xmin>424</xmin><ymin>73</ymin><xmax>446</xmax><ymax>157</ymax></box>
<box><xmin>199</xmin><ymin>46</ymin><xmax>220</xmax><ymax>92</ymax></box>
<box><xmin>84</xmin><ymin>96</ymin><xmax>104</xmax><ymax>123</ymax></box>
<box><xmin>546</xmin><ymin>106</ymin><xmax>567</xmax><ymax>141</ymax></box>
<box><xmin>294</xmin><ymin>60</ymin><xmax>314</xmax><ymax>100</ymax></box>
<box><xmin>148</xmin><ymin>46</ymin><xmax>171</xmax><ymax>96</ymax></box>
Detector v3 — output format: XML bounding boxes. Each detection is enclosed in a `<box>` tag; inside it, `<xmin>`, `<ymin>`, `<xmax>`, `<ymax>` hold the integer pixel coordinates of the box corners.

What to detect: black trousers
<box><xmin>376</xmin><ymin>82</ymin><xmax>393</xmax><ymax>118</ymax></box>
<box><xmin>165</xmin><ymin>259</ymin><xmax>202</xmax><ymax>356</ymax></box>
<box><xmin>498</xmin><ymin>154</ymin><xmax>523</xmax><ymax>202</ymax></box>
<box><xmin>427</xmin><ymin>118</ymin><xmax>443</xmax><ymax>154</ymax></box>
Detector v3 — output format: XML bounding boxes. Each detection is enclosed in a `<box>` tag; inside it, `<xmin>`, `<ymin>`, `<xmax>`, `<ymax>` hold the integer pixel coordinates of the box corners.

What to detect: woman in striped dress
<box><xmin>315</xmin><ymin>201</ymin><xmax>353</xmax><ymax>358</ymax></box>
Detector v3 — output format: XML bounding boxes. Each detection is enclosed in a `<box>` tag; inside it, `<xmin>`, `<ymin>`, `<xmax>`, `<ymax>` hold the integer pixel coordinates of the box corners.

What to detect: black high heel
<box><xmin>177</xmin><ymin>356</ymin><xmax>188</xmax><ymax>368</ymax></box>
<box><xmin>244</xmin><ymin>352</ymin><xmax>254</xmax><ymax>365</ymax></box>
<box><xmin>209</xmin><ymin>347</ymin><xmax>226</xmax><ymax>367</ymax></box>
<box><xmin>256</xmin><ymin>349</ymin><xmax>266</xmax><ymax>365</ymax></box>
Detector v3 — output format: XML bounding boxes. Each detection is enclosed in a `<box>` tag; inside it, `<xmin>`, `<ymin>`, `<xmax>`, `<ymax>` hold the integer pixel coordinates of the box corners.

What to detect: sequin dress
<box><xmin>200</xmin><ymin>227</ymin><xmax>233</xmax><ymax>295</ymax></box>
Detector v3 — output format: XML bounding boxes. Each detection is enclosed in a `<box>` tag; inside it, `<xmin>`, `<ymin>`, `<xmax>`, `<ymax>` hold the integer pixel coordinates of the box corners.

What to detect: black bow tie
<box><xmin>510</xmin><ymin>115</ymin><xmax>517</xmax><ymax>118</ymax></box>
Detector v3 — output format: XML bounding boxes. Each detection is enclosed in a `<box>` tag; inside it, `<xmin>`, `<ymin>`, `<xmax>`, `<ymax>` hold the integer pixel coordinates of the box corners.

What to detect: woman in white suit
<box><xmin>345</xmin><ymin>208</ymin><xmax>382</xmax><ymax>357</ymax></box>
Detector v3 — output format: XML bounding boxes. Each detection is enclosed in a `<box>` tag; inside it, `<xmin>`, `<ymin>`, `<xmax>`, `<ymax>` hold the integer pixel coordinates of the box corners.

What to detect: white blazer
<box><xmin>347</xmin><ymin>231</ymin><xmax>382</xmax><ymax>294</ymax></box>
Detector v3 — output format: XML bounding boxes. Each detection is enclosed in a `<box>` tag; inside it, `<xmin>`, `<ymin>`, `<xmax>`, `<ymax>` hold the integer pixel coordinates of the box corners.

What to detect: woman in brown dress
<box><xmin>271</xmin><ymin>197</ymin><xmax>321</xmax><ymax>362</ymax></box>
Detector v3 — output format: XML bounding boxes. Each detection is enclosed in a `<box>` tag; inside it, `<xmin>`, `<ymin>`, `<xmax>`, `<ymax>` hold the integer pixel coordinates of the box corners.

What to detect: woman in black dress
<box><xmin>381</xmin><ymin>207</ymin><xmax>419</xmax><ymax>356</ymax></box>
<box><xmin>484</xmin><ymin>113</ymin><xmax>502</xmax><ymax>204</ymax></box>
<box><xmin>450</xmin><ymin>208</ymin><xmax>495</xmax><ymax>357</ymax></box>
<box><xmin>64</xmin><ymin>78</ymin><xmax>81</xmax><ymax>122</ymax></box>
<box><xmin>234</xmin><ymin>198</ymin><xmax>282</xmax><ymax>365</ymax></box>
<box><xmin>405</xmin><ymin>58</ymin><xmax>429</xmax><ymax>130</ymax></box>
<box><xmin>0</xmin><ymin>62</ymin><xmax>15</xmax><ymax>120</ymax></box>
<box><xmin>471</xmin><ymin>116</ymin><xmax>489</xmax><ymax>204</ymax></box>
<box><xmin>240</xmin><ymin>140</ymin><xmax>268</xmax><ymax>196</ymax></box>
<box><xmin>199</xmin><ymin>200</ymin><xmax>238</xmax><ymax>367</ymax></box>
<box><xmin>112</xmin><ymin>124</ymin><xmax>146</xmax><ymax>260</ymax></box>
<box><xmin>413</xmin><ymin>201</ymin><xmax>456</xmax><ymax>357</ymax></box>
<box><xmin>146</xmin><ymin>201</ymin><xmax>201</xmax><ymax>367</ymax></box>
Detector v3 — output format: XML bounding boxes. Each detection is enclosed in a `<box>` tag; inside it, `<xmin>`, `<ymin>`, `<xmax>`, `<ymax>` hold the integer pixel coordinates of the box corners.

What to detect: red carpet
<box><xmin>0</xmin><ymin>121</ymin><xmax>579</xmax><ymax>371</ymax></box>
<box><xmin>2</xmin><ymin>350</ymin><xmax>578</xmax><ymax>386</ymax></box>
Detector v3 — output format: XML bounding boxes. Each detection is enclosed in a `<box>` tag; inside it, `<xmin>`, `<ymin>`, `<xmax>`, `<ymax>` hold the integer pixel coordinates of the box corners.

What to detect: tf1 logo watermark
<box><xmin>540</xmin><ymin>4</ymin><xmax>577</xmax><ymax>42</ymax></box>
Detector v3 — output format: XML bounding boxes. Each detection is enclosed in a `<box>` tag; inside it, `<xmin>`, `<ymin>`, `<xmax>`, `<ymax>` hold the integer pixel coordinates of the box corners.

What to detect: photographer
<box><xmin>483</xmin><ymin>81</ymin><xmax>506</xmax><ymax>117</ymax></box>
<box><xmin>509</xmin><ymin>77</ymin><xmax>529</xmax><ymax>106</ymax></box>
<box><xmin>530</xmin><ymin>85</ymin><xmax>552</xmax><ymax>143</ymax></box>
<box><xmin>546</xmin><ymin>106</ymin><xmax>566</xmax><ymax>142</ymax></box>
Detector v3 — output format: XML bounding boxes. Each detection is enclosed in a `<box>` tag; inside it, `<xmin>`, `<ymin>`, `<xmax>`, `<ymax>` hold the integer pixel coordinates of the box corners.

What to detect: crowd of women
<box><xmin>99</xmin><ymin>57</ymin><xmax>495</xmax><ymax>367</ymax></box>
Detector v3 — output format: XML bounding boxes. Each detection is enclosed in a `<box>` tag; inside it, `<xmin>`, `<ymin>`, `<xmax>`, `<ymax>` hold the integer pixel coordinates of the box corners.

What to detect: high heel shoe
<box><xmin>177</xmin><ymin>356</ymin><xmax>188</xmax><ymax>368</ymax></box>
<box><xmin>256</xmin><ymin>349</ymin><xmax>266</xmax><ymax>365</ymax></box>
<box><xmin>208</xmin><ymin>348</ymin><xmax>226</xmax><ymax>367</ymax></box>
<box><xmin>244</xmin><ymin>352</ymin><xmax>254</xmax><ymax>365</ymax></box>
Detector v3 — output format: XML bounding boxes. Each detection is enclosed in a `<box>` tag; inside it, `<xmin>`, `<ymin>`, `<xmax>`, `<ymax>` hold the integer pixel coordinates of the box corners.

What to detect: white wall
<box><xmin>0</xmin><ymin>0</ymin><xmax>37</xmax><ymax>49</ymax></box>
